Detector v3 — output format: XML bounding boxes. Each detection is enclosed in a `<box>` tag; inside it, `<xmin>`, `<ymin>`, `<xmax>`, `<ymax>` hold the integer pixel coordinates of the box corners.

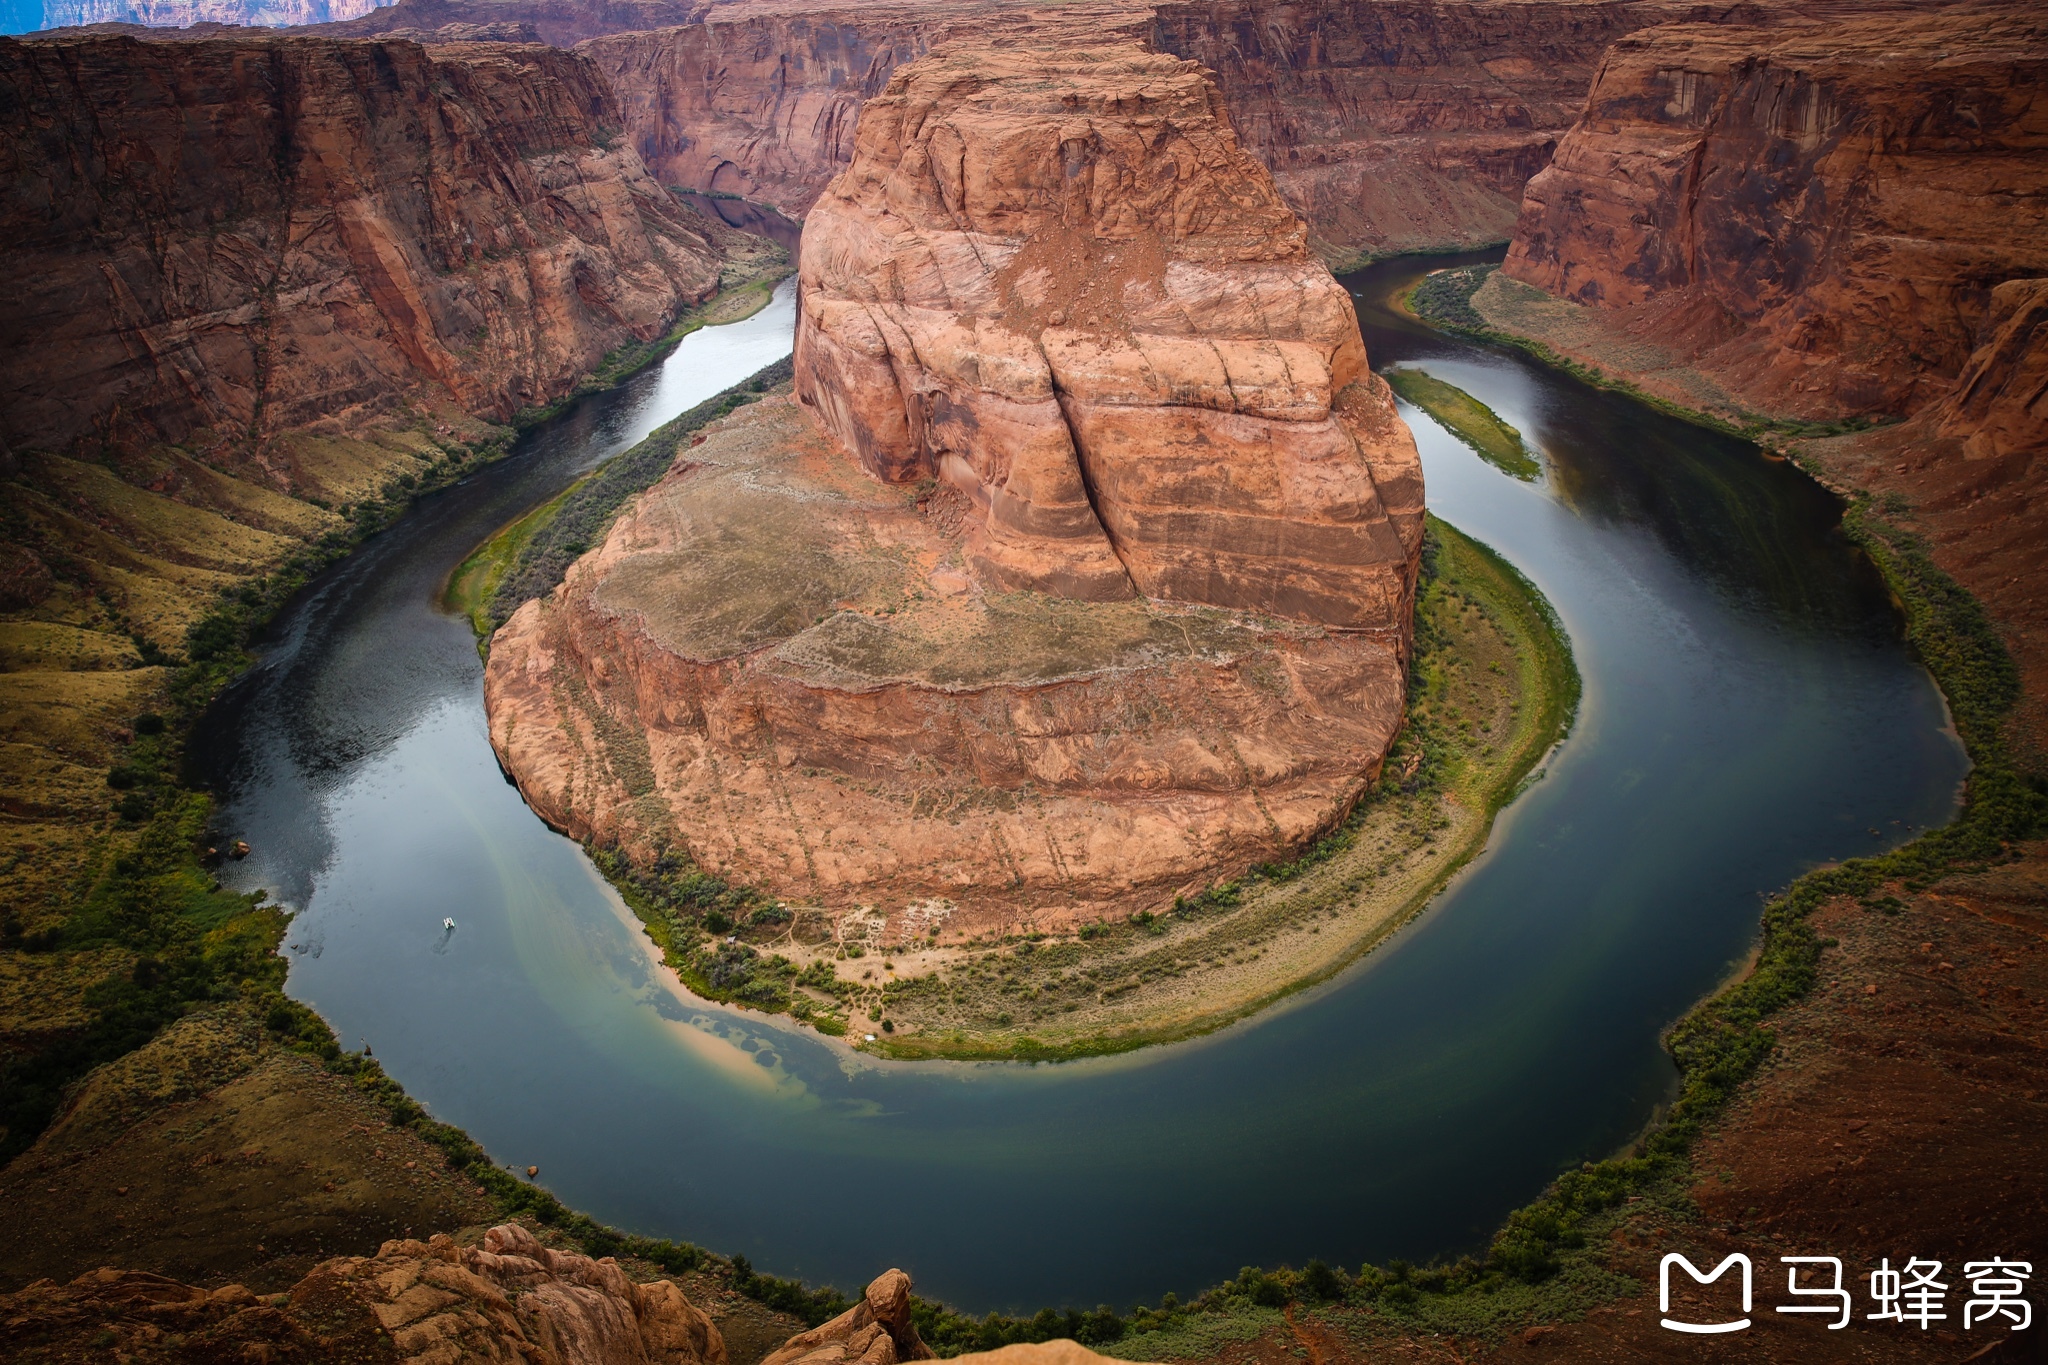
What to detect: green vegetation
<box><xmin>448</xmin><ymin>356</ymin><xmax>796</xmax><ymax>641</ymax></box>
<box><xmin>1386</xmin><ymin>367</ymin><xmax>1540</xmax><ymax>479</ymax></box>
<box><xmin>869</xmin><ymin>515</ymin><xmax>1578</xmax><ymax>1063</ymax></box>
<box><xmin>588</xmin><ymin>842</ymin><xmax>860</xmax><ymax>1032</ymax></box>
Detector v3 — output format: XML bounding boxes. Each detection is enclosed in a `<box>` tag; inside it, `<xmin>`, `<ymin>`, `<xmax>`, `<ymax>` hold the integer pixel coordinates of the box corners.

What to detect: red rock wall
<box><xmin>1145</xmin><ymin>0</ymin><xmax>1725</xmax><ymax>263</ymax></box>
<box><xmin>577</xmin><ymin>8</ymin><xmax>1008</xmax><ymax>219</ymax></box>
<box><xmin>0</xmin><ymin>33</ymin><xmax>737</xmax><ymax>454</ymax></box>
<box><xmin>1502</xmin><ymin>8</ymin><xmax>2048</xmax><ymax>421</ymax></box>
<box><xmin>794</xmin><ymin>37</ymin><xmax>1424</xmax><ymax>638</ymax></box>
<box><xmin>576</xmin><ymin>0</ymin><xmax>1740</xmax><ymax>263</ymax></box>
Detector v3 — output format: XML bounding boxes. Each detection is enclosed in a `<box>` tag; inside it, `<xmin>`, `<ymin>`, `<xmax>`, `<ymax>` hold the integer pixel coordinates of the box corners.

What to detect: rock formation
<box><xmin>0</xmin><ymin>1223</ymin><xmax>729</xmax><ymax>1364</ymax></box>
<box><xmin>582</xmin><ymin>0</ymin><xmax>1748</xmax><ymax>265</ymax></box>
<box><xmin>1501</xmin><ymin>6</ymin><xmax>2048</xmax><ymax>422</ymax></box>
<box><xmin>762</xmin><ymin>1269</ymin><xmax>933</xmax><ymax>1365</ymax></box>
<box><xmin>0</xmin><ymin>32</ymin><xmax>767</xmax><ymax>456</ymax></box>
<box><xmin>1144</xmin><ymin>0</ymin><xmax>1706</xmax><ymax>264</ymax></box>
<box><xmin>0</xmin><ymin>1257</ymin><xmax>1156</xmax><ymax>1365</ymax></box>
<box><xmin>795</xmin><ymin>38</ymin><xmax>1423</xmax><ymax>634</ymax></box>
<box><xmin>485</xmin><ymin>38</ymin><xmax>1420</xmax><ymax>932</ymax></box>
<box><xmin>580</xmin><ymin>10</ymin><xmax>971</xmax><ymax>217</ymax></box>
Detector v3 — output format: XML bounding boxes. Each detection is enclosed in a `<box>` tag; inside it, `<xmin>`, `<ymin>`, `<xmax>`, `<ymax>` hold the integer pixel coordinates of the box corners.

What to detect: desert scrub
<box><xmin>451</xmin><ymin>356</ymin><xmax>796</xmax><ymax>640</ymax></box>
<box><xmin>1385</xmin><ymin>367</ymin><xmax>1540</xmax><ymax>480</ymax></box>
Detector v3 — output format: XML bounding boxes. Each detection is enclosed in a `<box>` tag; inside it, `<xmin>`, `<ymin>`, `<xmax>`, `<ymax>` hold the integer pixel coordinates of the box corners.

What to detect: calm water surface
<box><xmin>199</xmin><ymin>257</ymin><xmax>1966</xmax><ymax>1312</ymax></box>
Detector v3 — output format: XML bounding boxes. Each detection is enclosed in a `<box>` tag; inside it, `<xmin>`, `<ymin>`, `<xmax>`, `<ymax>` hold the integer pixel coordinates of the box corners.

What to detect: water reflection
<box><xmin>195</xmin><ymin>257</ymin><xmax>1966</xmax><ymax>1313</ymax></box>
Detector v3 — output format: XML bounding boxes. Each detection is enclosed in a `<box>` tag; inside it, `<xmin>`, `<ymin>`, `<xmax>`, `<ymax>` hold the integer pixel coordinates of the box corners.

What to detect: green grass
<box><xmin>1387</xmin><ymin>367</ymin><xmax>1540</xmax><ymax>480</ymax></box>
<box><xmin>452</xmin><ymin>356</ymin><xmax>796</xmax><ymax>643</ymax></box>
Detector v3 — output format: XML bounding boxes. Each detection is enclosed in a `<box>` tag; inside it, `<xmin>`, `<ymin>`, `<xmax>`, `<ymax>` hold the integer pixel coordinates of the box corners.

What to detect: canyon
<box><xmin>1499</xmin><ymin>6</ymin><xmax>2048</xmax><ymax>424</ymax></box>
<box><xmin>483</xmin><ymin>36</ymin><xmax>1423</xmax><ymax>932</ymax></box>
<box><xmin>0</xmin><ymin>31</ymin><xmax>770</xmax><ymax>458</ymax></box>
<box><xmin>2</xmin><ymin>0</ymin><xmax>2044</xmax><ymax>1360</ymax></box>
<box><xmin>1475</xmin><ymin>1</ymin><xmax>2048</xmax><ymax>746</ymax></box>
<box><xmin>294</xmin><ymin>0</ymin><xmax>1750</xmax><ymax>267</ymax></box>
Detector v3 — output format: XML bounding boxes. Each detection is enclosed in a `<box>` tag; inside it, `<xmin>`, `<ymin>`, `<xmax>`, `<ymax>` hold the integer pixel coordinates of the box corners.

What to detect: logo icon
<box><xmin>1661</xmin><ymin>1253</ymin><xmax>1753</xmax><ymax>1334</ymax></box>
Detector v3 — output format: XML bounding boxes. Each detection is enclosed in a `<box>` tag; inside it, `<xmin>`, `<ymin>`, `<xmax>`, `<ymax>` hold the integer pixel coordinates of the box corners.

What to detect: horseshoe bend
<box><xmin>483</xmin><ymin>38</ymin><xmax>1428</xmax><ymax>938</ymax></box>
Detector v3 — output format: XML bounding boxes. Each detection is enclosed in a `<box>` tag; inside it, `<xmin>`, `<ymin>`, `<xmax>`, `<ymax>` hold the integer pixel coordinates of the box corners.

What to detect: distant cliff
<box><xmin>19</xmin><ymin>0</ymin><xmax>379</xmax><ymax>31</ymax></box>
<box><xmin>1145</xmin><ymin>0</ymin><xmax>1726</xmax><ymax>265</ymax></box>
<box><xmin>579</xmin><ymin>11</ymin><xmax>965</xmax><ymax>217</ymax></box>
<box><xmin>0</xmin><ymin>32</ymin><xmax>754</xmax><ymax>456</ymax></box>
<box><xmin>578</xmin><ymin>0</ymin><xmax>1741</xmax><ymax>265</ymax></box>
<box><xmin>1501</xmin><ymin>7</ymin><xmax>2048</xmax><ymax>421</ymax></box>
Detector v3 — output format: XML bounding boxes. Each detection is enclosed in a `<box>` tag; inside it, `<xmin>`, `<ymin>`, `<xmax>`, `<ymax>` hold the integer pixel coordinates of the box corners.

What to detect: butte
<box><xmin>484</xmin><ymin>36</ymin><xmax>1426</xmax><ymax>937</ymax></box>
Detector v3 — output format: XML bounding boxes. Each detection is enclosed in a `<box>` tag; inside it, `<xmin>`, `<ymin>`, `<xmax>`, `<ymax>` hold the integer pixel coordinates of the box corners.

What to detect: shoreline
<box><xmin>8</xmin><ymin>245</ymin><xmax>2032</xmax><ymax>1357</ymax></box>
<box><xmin>554</xmin><ymin>511</ymin><xmax>1579</xmax><ymax>1065</ymax></box>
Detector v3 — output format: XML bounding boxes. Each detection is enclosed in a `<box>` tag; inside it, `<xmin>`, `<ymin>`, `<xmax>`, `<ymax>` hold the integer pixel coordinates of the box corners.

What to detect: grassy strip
<box><xmin>450</xmin><ymin>356</ymin><xmax>796</xmax><ymax>641</ymax></box>
<box><xmin>1404</xmin><ymin>265</ymin><xmax>1888</xmax><ymax>444</ymax></box>
<box><xmin>1386</xmin><ymin>367</ymin><xmax>1540</xmax><ymax>480</ymax></box>
<box><xmin>873</xmin><ymin>516</ymin><xmax>1578</xmax><ymax>1063</ymax></box>
<box><xmin>574</xmin><ymin>515</ymin><xmax>1577</xmax><ymax>1065</ymax></box>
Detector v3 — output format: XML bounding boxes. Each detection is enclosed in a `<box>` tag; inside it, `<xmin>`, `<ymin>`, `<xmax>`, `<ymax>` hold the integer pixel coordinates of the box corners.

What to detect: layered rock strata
<box><xmin>762</xmin><ymin>1269</ymin><xmax>933</xmax><ymax>1365</ymax></box>
<box><xmin>485</xmin><ymin>39</ymin><xmax>1420</xmax><ymax>929</ymax></box>
<box><xmin>1501</xmin><ymin>7</ymin><xmax>2048</xmax><ymax>422</ymax></box>
<box><xmin>579</xmin><ymin>9</ymin><xmax>979</xmax><ymax>216</ymax></box>
<box><xmin>795</xmin><ymin>39</ymin><xmax>1424</xmax><ymax>636</ymax></box>
<box><xmin>486</xmin><ymin>394</ymin><xmax>1409</xmax><ymax>925</ymax></box>
<box><xmin>0</xmin><ymin>33</ymin><xmax>762</xmax><ymax>455</ymax></box>
<box><xmin>1145</xmin><ymin>0</ymin><xmax>1709</xmax><ymax>263</ymax></box>
<box><xmin>580</xmin><ymin>0</ymin><xmax>1744</xmax><ymax>264</ymax></box>
<box><xmin>0</xmin><ymin>1224</ymin><xmax>729</xmax><ymax>1365</ymax></box>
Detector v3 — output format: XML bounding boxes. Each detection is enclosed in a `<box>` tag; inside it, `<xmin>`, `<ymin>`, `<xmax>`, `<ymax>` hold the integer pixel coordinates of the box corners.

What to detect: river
<box><xmin>197</xmin><ymin>258</ymin><xmax>1967</xmax><ymax>1313</ymax></box>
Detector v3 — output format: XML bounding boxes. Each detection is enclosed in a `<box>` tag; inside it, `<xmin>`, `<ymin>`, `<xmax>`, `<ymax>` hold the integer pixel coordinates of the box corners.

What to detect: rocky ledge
<box><xmin>484</xmin><ymin>37</ymin><xmax>1421</xmax><ymax>935</ymax></box>
<box><xmin>1500</xmin><ymin>6</ymin><xmax>2048</xmax><ymax>422</ymax></box>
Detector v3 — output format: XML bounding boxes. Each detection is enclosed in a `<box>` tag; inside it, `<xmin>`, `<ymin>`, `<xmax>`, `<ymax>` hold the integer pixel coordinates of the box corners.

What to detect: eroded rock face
<box><xmin>580</xmin><ymin>11</ymin><xmax>971</xmax><ymax>218</ymax></box>
<box><xmin>0</xmin><ymin>1224</ymin><xmax>727</xmax><ymax>1365</ymax></box>
<box><xmin>0</xmin><ymin>33</ymin><xmax>760</xmax><ymax>454</ymax></box>
<box><xmin>485</xmin><ymin>395</ymin><xmax>1407</xmax><ymax>927</ymax></box>
<box><xmin>1146</xmin><ymin>0</ymin><xmax>1713</xmax><ymax>264</ymax></box>
<box><xmin>795</xmin><ymin>38</ymin><xmax>1424</xmax><ymax>637</ymax></box>
<box><xmin>485</xmin><ymin>39</ymin><xmax>1417</xmax><ymax>931</ymax></box>
<box><xmin>1501</xmin><ymin>7</ymin><xmax>2048</xmax><ymax>421</ymax></box>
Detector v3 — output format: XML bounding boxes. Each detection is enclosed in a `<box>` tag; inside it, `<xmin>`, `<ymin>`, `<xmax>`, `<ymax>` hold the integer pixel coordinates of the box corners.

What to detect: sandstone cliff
<box><xmin>795</xmin><ymin>38</ymin><xmax>1424</xmax><ymax>633</ymax></box>
<box><xmin>0</xmin><ymin>32</ymin><xmax>760</xmax><ymax>456</ymax></box>
<box><xmin>0</xmin><ymin>1223</ymin><xmax>729</xmax><ymax>1364</ymax></box>
<box><xmin>1501</xmin><ymin>7</ymin><xmax>2048</xmax><ymax>422</ymax></box>
<box><xmin>577</xmin><ymin>0</ymin><xmax>1745</xmax><ymax>267</ymax></box>
<box><xmin>484</xmin><ymin>39</ymin><xmax>1417</xmax><ymax>932</ymax></box>
<box><xmin>1146</xmin><ymin>0</ymin><xmax>1713</xmax><ymax>265</ymax></box>
<box><xmin>578</xmin><ymin>9</ymin><xmax>971</xmax><ymax>218</ymax></box>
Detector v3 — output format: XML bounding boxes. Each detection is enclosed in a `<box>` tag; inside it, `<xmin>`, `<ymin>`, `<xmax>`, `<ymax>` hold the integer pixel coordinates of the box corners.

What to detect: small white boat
<box><xmin>443</xmin><ymin>917</ymin><xmax>456</xmax><ymax>930</ymax></box>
